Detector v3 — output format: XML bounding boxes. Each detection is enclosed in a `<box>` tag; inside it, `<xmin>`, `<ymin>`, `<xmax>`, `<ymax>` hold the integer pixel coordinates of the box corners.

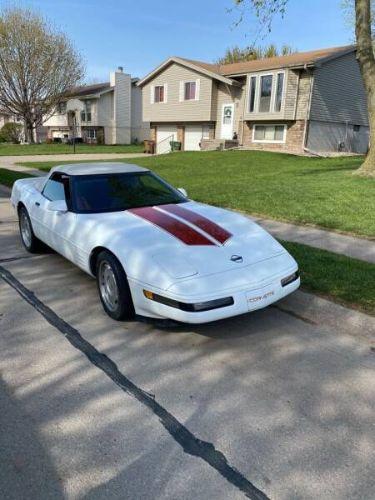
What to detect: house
<box><xmin>137</xmin><ymin>45</ymin><xmax>369</xmax><ymax>154</ymax></box>
<box><xmin>41</xmin><ymin>68</ymin><xmax>150</xmax><ymax>145</ymax></box>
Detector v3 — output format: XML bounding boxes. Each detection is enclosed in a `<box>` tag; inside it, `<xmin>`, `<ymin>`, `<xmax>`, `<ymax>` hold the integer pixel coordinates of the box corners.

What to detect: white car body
<box><xmin>11</xmin><ymin>163</ymin><xmax>300</xmax><ymax>323</ymax></box>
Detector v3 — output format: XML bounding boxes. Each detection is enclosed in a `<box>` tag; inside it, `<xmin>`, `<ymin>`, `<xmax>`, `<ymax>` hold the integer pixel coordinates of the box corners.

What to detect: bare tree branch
<box><xmin>0</xmin><ymin>7</ymin><xmax>84</xmax><ymax>142</ymax></box>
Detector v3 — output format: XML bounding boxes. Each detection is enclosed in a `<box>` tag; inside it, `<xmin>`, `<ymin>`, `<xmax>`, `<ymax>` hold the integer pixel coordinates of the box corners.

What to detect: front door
<box><xmin>220</xmin><ymin>104</ymin><xmax>234</xmax><ymax>140</ymax></box>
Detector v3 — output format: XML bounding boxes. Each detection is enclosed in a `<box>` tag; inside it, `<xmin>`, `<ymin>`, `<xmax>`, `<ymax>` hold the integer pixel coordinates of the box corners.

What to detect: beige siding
<box><xmin>142</xmin><ymin>62</ymin><xmax>213</xmax><ymax>122</ymax></box>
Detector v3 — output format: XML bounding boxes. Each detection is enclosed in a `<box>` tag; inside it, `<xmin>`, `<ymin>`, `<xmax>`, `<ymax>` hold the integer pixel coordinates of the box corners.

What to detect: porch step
<box><xmin>200</xmin><ymin>139</ymin><xmax>239</xmax><ymax>151</ymax></box>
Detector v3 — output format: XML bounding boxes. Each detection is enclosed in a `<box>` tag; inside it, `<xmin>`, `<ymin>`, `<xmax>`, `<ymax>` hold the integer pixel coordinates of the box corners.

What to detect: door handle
<box><xmin>35</xmin><ymin>202</ymin><xmax>40</xmax><ymax>207</ymax></box>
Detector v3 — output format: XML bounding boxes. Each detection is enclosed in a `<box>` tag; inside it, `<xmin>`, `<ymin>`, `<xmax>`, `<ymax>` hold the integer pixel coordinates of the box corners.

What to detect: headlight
<box><xmin>143</xmin><ymin>290</ymin><xmax>234</xmax><ymax>312</ymax></box>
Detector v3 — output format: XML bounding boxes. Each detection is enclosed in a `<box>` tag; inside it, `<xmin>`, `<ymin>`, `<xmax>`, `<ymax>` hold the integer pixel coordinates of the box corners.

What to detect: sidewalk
<box><xmin>1</xmin><ymin>166</ymin><xmax>374</xmax><ymax>265</ymax></box>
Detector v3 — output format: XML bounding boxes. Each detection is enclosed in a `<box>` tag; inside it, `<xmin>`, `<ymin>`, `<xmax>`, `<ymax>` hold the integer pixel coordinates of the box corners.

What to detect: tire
<box><xmin>18</xmin><ymin>206</ymin><xmax>42</xmax><ymax>253</ymax></box>
<box><xmin>96</xmin><ymin>250</ymin><xmax>135</xmax><ymax>321</ymax></box>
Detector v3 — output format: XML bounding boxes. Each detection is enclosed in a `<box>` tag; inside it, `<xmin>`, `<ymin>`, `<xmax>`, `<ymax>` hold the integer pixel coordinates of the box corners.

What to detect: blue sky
<box><xmin>17</xmin><ymin>0</ymin><xmax>353</xmax><ymax>81</ymax></box>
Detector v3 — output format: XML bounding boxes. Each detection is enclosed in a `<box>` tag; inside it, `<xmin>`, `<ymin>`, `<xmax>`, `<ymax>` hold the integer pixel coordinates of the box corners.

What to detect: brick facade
<box><xmin>242</xmin><ymin>120</ymin><xmax>306</xmax><ymax>154</ymax></box>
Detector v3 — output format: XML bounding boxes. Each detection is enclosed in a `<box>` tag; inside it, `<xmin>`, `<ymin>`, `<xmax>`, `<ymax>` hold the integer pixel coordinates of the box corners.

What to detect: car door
<box><xmin>39</xmin><ymin>172</ymin><xmax>79</xmax><ymax>261</ymax></box>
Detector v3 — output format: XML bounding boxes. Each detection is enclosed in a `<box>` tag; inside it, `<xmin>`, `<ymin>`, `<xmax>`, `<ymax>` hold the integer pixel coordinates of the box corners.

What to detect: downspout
<box><xmin>303</xmin><ymin>64</ymin><xmax>314</xmax><ymax>152</ymax></box>
<box><xmin>240</xmin><ymin>83</ymin><xmax>247</xmax><ymax>146</ymax></box>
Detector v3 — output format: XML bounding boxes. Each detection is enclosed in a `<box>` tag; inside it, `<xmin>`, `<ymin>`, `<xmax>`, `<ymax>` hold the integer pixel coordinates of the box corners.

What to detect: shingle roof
<box><xmin>180</xmin><ymin>45</ymin><xmax>356</xmax><ymax>76</ymax></box>
<box><xmin>67</xmin><ymin>82</ymin><xmax>111</xmax><ymax>97</ymax></box>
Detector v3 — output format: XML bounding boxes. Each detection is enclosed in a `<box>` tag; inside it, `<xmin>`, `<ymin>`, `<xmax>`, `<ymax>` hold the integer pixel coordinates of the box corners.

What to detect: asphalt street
<box><xmin>0</xmin><ymin>186</ymin><xmax>374</xmax><ymax>500</ymax></box>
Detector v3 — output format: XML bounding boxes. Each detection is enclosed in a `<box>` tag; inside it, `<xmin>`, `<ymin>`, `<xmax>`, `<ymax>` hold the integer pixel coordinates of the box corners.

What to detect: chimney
<box><xmin>117</xmin><ymin>66</ymin><xmax>124</xmax><ymax>73</ymax></box>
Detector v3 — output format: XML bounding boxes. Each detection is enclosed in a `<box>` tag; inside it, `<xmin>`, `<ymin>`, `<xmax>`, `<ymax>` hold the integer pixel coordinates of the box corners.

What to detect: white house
<box><xmin>41</xmin><ymin>67</ymin><xmax>150</xmax><ymax>145</ymax></box>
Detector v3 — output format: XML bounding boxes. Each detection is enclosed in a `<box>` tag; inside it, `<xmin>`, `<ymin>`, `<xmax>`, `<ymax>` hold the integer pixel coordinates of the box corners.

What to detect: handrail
<box><xmin>156</xmin><ymin>134</ymin><xmax>175</xmax><ymax>153</ymax></box>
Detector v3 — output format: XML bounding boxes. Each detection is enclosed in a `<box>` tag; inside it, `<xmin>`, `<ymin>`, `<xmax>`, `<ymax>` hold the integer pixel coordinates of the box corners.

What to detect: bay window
<box><xmin>248</xmin><ymin>71</ymin><xmax>285</xmax><ymax>114</ymax></box>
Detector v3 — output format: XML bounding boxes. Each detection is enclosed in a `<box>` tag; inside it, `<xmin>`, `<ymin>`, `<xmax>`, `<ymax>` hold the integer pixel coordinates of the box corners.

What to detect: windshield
<box><xmin>71</xmin><ymin>172</ymin><xmax>186</xmax><ymax>213</ymax></box>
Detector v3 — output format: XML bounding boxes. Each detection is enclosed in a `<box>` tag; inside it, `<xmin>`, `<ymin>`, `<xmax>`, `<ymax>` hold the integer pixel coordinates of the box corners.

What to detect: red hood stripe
<box><xmin>160</xmin><ymin>204</ymin><xmax>232</xmax><ymax>244</ymax></box>
<box><xmin>128</xmin><ymin>207</ymin><xmax>216</xmax><ymax>246</ymax></box>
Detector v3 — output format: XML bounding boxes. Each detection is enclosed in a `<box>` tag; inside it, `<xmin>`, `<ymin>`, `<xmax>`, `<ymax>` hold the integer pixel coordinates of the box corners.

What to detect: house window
<box><xmin>274</xmin><ymin>73</ymin><xmax>284</xmax><ymax>112</ymax></box>
<box><xmin>353</xmin><ymin>124</ymin><xmax>360</xmax><ymax>132</ymax></box>
<box><xmin>249</xmin><ymin>76</ymin><xmax>257</xmax><ymax>113</ymax></box>
<box><xmin>81</xmin><ymin>101</ymin><xmax>92</xmax><ymax>122</ymax></box>
<box><xmin>249</xmin><ymin>71</ymin><xmax>285</xmax><ymax>114</ymax></box>
<box><xmin>154</xmin><ymin>85</ymin><xmax>164</xmax><ymax>103</ymax></box>
<box><xmin>57</xmin><ymin>102</ymin><xmax>67</xmax><ymax>114</ymax></box>
<box><xmin>253</xmin><ymin>124</ymin><xmax>286</xmax><ymax>143</ymax></box>
<box><xmin>86</xmin><ymin>129</ymin><xmax>96</xmax><ymax>139</ymax></box>
<box><xmin>259</xmin><ymin>75</ymin><xmax>273</xmax><ymax>113</ymax></box>
<box><xmin>184</xmin><ymin>81</ymin><xmax>196</xmax><ymax>100</ymax></box>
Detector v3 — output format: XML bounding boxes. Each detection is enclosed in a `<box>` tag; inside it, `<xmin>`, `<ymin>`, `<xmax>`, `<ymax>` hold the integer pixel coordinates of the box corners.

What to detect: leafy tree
<box><xmin>216</xmin><ymin>43</ymin><xmax>295</xmax><ymax>64</ymax></box>
<box><xmin>0</xmin><ymin>7</ymin><xmax>84</xmax><ymax>143</ymax></box>
<box><xmin>0</xmin><ymin>122</ymin><xmax>23</xmax><ymax>143</ymax></box>
<box><xmin>233</xmin><ymin>0</ymin><xmax>375</xmax><ymax>176</ymax></box>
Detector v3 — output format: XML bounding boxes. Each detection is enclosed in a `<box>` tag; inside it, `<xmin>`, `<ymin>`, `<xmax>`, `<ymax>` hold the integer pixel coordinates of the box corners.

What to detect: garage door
<box><xmin>184</xmin><ymin>125</ymin><xmax>203</xmax><ymax>151</ymax></box>
<box><xmin>156</xmin><ymin>126</ymin><xmax>177</xmax><ymax>154</ymax></box>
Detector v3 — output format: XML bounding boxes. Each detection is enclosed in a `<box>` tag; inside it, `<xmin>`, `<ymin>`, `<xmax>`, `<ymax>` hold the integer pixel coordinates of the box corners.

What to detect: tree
<box><xmin>233</xmin><ymin>0</ymin><xmax>375</xmax><ymax>176</ymax></box>
<box><xmin>216</xmin><ymin>43</ymin><xmax>295</xmax><ymax>64</ymax></box>
<box><xmin>0</xmin><ymin>122</ymin><xmax>23</xmax><ymax>143</ymax></box>
<box><xmin>0</xmin><ymin>7</ymin><xmax>84</xmax><ymax>143</ymax></box>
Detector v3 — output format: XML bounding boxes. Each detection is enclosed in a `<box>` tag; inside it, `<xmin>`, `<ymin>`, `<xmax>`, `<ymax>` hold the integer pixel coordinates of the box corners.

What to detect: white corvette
<box><xmin>11</xmin><ymin>163</ymin><xmax>300</xmax><ymax>323</ymax></box>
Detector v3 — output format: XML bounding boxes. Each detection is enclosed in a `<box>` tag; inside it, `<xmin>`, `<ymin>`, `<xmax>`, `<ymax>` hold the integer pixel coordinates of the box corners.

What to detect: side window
<box><xmin>42</xmin><ymin>173</ymin><xmax>70</xmax><ymax>202</ymax></box>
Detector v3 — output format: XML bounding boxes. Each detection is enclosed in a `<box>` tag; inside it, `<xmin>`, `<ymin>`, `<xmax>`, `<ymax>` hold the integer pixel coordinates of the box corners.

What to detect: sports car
<box><xmin>11</xmin><ymin>163</ymin><xmax>300</xmax><ymax>323</ymax></box>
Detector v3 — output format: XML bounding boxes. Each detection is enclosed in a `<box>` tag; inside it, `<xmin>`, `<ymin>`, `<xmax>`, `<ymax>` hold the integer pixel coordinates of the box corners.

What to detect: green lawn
<box><xmin>0</xmin><ymin>168</ymin><xmax>34</xmax><ymax>188</ymax></box>
<box><xmin>1</xmin><ymin>165</ymin><xmax>374</xmax><ymax>315</ymax></box>
<box><xmin>0</xmin><ymin>143</ymin><xmax>144</xmax><ymax>155</ymax></box>
<box><xmin>17</xmin><ymin>150</ymin><xmax>375</xmax><ymax>238</ymax></box>
<box><xmin>283</xmin><ymin>241</ymin><xmax>375</xmax><ymax>315</ymax></box>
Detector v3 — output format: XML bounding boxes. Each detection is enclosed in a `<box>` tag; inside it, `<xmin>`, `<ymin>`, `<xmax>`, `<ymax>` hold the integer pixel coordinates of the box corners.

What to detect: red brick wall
<box><xmin>242</xmin><ymin>120</ymin><xmax>306</xmax><ymax>154</ymax></box>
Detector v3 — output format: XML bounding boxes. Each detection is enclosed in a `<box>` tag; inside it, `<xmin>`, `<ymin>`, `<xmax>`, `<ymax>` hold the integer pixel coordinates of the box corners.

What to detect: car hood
<box><xmin>83</xmin><ymin>201</ymin><xmax>289</xmax><ymax>289</ymax></box>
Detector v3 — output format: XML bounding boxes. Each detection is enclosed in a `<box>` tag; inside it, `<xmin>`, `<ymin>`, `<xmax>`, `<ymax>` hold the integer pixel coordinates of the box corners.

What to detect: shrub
<box><xmin>0</xmin><ymin>122</ymin><xmax>23</xmax><ymax>143</ymax></box>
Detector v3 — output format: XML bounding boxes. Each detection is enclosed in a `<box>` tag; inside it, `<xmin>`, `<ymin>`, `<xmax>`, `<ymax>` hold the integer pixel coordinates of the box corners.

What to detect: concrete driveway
<box><xmin>0</xmin><ymin>187</ymin><xmax>374</xmax><ymax>500</ymax></box>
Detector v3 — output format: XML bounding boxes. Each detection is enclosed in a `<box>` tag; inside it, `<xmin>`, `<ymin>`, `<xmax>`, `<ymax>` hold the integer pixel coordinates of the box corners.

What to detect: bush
<box><xmin>0</xmin><ymin>122</ymin><xmax>23</xmax><ymax>143</ymax></box>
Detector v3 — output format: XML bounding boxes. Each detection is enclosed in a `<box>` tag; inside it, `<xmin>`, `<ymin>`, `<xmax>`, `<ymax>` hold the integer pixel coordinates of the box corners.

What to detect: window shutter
<box><xmin>179</xmin><ymin>81</ymin><xmax>184</xmax><ymax>102</ymax></box>
<box><xmin>164</xmin><ymin>83</ymin><xmax>168</xmax><ymax>103</ymax></box>
<box><xmin>195</xmin><ymin>79</ymin><xmax>200</xmax><ymax>101</ymax></box>
<box><xmin>150</xmin><ymin>86</ymin><xmax>154</xmax><ymax>104</ymax></box>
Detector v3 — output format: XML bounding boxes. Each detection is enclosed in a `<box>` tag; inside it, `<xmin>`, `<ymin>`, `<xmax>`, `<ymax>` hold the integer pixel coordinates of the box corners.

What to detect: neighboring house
<box><xmin>137</xmin><ymin>45</ymin><xmax>369</xmax><ymax>154</ymax></box>
<box><xmin>0</xmin><ymin>112</ymin><xmax>23</xmax><ymax>130</ymax></box>
<box><xmin>41</xmin><ymin>68</ymin><xmax>150</xmax><ymax>145</ymax></box>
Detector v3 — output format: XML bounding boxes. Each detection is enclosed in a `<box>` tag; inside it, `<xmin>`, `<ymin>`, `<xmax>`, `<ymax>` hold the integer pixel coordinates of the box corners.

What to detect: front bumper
<box><xmin>129</xmin><ymin>269</ymin><xmax>300</xmax><ymax>324</ymax></box>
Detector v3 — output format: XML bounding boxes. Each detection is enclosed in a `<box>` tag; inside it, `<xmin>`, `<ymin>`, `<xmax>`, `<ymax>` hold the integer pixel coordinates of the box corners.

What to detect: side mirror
<box><xmin>178</xmin><ymin>187</ymin><xmax>188</xmax><ymax>198</ymax></box>
<box><xmin>47</xmin><ymin>199</ymin><xmax>68</xmax><ymax>213</ymax></box>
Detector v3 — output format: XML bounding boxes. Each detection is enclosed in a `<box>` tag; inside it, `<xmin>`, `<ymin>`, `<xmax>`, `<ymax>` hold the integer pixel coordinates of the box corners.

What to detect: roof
<box><xmin>66</xmin><ymin>77</ymin><xmax>139</xmax><ymax>99</ymax></box>
<box><xmin>67</xmin><ymin>82</ymin><xmax>111</xmax><ymax>98</ymax></box>
<box><xmin>210</xmin><ymin>45</ymin><xmax>356</xmax><ymax>76</ymax></box>
<box><xmin>138</xmin><ymin>45</ymin><xmax>356</xmax><ymax>86</ymax></box>
<box><xmin>52</xmin><ymin>163</ymin><xmax>149</xmax><ymax>176</ymax></box>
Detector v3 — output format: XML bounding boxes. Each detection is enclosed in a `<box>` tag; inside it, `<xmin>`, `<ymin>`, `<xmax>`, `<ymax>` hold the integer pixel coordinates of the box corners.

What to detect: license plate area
<box><xmin>246</xmin><ymin>286</ymin><xmax>276</xmax><ymax>311</ymax></box>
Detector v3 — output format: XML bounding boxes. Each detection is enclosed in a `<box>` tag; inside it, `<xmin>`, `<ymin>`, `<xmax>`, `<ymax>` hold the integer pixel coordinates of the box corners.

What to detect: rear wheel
<box><xmin>18</xmin><ymin>206</ymin><xmax>42</xmax><ymax>253</ymax></box>
<box><xmin>96</xmin><ymin>250</ymin><xmax>135</xmax><ymax>321</ymax></box>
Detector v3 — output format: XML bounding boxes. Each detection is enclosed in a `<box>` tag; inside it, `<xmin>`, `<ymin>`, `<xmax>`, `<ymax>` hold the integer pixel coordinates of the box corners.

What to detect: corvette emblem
<box><xmin>230</xmin><ymin>255</ymin><xmax>243</xmax><ymax>263</ymax></box>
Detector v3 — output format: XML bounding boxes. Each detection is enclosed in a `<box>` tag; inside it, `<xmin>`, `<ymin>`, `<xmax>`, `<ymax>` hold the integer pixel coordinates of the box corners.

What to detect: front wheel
<box><xmin>96</xmin><ymin>250</ymin><xmax>135</xmax><ymax>321</ymax></box>
<box><xmin>18</xmin><ymin>206</ymin><xmax>42</xmax><ymax>253</ymax></box>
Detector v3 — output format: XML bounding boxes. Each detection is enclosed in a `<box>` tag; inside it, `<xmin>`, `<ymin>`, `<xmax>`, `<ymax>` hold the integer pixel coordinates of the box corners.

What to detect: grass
<box><xmin>0</xmin><ymin>143</ymin><xmax>144</xmax><ymax>155</ymax></box>
<box><xmin>0</xmin><ymin>165</ymin><xmax>374</xmax><ymax>315</ymax></box>
<box><xmin>283</xmin><ymin>241</ymin><xmax>375</xmax><ymax>315</ymax></box>
<box><xmin>17</xmin><ymin>150</ymin><xmax>375</xmax><ymax>238</ymax></box>
<box><xmin>0</xmin><ymin>168</ymin><xmax>34</xmax><ymax>188</ymax></box>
